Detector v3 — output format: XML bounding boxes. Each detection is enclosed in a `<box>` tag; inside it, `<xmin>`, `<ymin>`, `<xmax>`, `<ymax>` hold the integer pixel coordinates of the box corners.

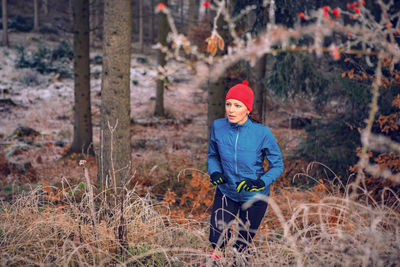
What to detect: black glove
<box><xmin>236</xmin><ymin>178</ymin><xmax>265</xmax><ymax>193</ymax></box>
<box><xmin>210</xmin><ymin>172</ymin><xmax>227</xmax><ymax>186</ymax></box>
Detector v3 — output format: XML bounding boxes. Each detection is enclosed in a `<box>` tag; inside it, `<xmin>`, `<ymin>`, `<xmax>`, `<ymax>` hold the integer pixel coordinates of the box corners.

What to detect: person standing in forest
<box><xmin>207</xmin><ymin>80</ymin><xmax>284</xmax><ymax>264</ymax></box>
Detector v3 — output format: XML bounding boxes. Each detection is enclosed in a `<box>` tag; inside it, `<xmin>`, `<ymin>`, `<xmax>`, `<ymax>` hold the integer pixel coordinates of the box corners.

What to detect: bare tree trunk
<box><xmin>252</xmin><ymin>55</ymin><xmax>267</xmax><ymax>123</ymax></box>
<box><xmin>69</xmin><ymin>0</ymin><xmax>73</xmax><ymax>23</ymax></box>
<box><xmin>251</xmin><ymin>0</ymin><xmax>269</xmax><ymax>123</ymax></box>
<box><xmin>154</xmin><ymin>0</ymin><xmax>168</xmax><ymax>116</ymax></box>
<box><xmin>91</xmin><ymin>0</ymin><xmax>104</xmax><ymax>47</ymax></box>
<box><xmin>98</xmin><ymin>0</ymin><xmax>132</xmax><ymax>188</ymax></box>
<box><xmin>207</xmin><ymin>0</ymin><xmax>229</xmax><ymax>138</ymax></box>
<box><xmin>207</xmin><ymin>77</ymin><xmax>226</xmax><ymax>138</ymax></box>
<box><xmin>139</xmin><ymin>0</ymin><xmax>143</xmax><ymax>52</ymax></box>
<box><xmin>188</xmin><ymin>0</ymin><xmax>199</xmax><ymax>31</ymax></box>
<box><xmin>150</xmin><ymin>0</ymin><xmax>155</xmax><ymax>42</ymax></box>
<box><xmin>2</xmin><ymin>0</ymin><xmax>9</xmax><ymax>47</ymax></box>
<box><xmin>70</xmin><ymin>0</ymin><xmax>93</xmax><ymax>155</ymax></box>
<box><xmin>42</xmin><ymin>0</ymin><xmax>48</xmax><ymax>16</ymax></box>
<box><xmin>90</xmin><ymin>0</ymin><xmax>95</xmax><ymax>47</ymax></box>
<box><xmin>33</xmin><ymin>0</ymin><xmax>40</xmax><ymax>32</ymax></box>
<box><xmin>180</xmin><ymin>0</ymin><xmax>184</xmax><ymax>31</ymax></box>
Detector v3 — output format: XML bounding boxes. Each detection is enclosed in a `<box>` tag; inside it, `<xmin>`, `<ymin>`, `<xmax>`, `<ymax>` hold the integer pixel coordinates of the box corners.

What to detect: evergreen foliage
<box><xmin>15</xmin><ymin>41</ymin><xmax>73</xmax><ymax>78</ymax></box>
<box><xmin>7</xmin><ymin>15</ymin><xmax>33</xmax><ymax>32</ymax></box>
<box><xmin>287</xmin><ymin>54</ymin><xmax>400</xmax><ymax>180</ymax></box>
<box><xmin>268</xmin><ymin>52</ymin><xmax>327</xmax><ymax>97</ymax></box>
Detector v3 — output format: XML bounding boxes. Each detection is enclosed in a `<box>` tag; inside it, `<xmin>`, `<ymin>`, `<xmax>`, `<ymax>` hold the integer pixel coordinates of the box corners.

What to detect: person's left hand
<box><xmin>236</xmin><ymin>178</ymin><xmax>265</xmax><ymax>193</ymax></box>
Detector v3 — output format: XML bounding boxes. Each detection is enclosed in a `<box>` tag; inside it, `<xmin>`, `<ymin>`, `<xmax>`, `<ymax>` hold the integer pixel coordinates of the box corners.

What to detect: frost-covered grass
<box><xmin>1</xmin><ymin>173</ymin><xmax>399</xmax><ymax>266</ymax></box>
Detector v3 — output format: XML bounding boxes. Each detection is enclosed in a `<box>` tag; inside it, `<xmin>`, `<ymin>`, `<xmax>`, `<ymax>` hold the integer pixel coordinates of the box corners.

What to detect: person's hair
<box><xmin>249</xmin><ymin>111</ymin><xmax>262</xmax><ymax>124</ymax></box>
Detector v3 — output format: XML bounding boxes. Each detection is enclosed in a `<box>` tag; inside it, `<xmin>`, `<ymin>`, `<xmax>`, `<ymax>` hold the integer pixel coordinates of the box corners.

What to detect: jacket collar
<box><xmin>228</xmin><ymin>117</ymin><xmax>252</xmax><ymax>129</ymax></box>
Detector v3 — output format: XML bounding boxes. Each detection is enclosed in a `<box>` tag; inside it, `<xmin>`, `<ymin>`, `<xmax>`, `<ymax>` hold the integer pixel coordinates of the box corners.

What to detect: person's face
<box><xmin>225</xmin><ymin>99</ymin><xmax>249</xmax><ymax>125</ymax></box>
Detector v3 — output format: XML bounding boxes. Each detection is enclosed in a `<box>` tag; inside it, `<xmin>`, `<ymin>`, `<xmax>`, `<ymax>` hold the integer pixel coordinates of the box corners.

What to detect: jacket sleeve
<box><xmin>207</xmin><ymin>122</ymin><xmax>223</xmax><ymax>175</ymax></box>
<box><xmin>260</xmin><ymin>130</ymin><xmax>284</xmax><ymax>186</ymax></box>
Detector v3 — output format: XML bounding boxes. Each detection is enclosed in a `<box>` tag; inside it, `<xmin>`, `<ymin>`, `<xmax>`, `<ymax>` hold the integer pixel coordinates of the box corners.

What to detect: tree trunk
<box><xmin>90</xmin><ymin>0</ymin><xmax>103</xmax><ymax>48</ymax></box>
<box><xmin>139</xmin><ymin>0</ymin><xmax>143</xmax><ymax>52</ymax></box>
<box><xmin>33</xmin><ymin>0</ymin><xmax>40</xmax><ymax>32</ymax></box>
<box><xmin>252</xmin><ymin>55</ymin><xmax>267</xmax><ymax>123</ymax></box>
<box><xmin>150</xmin><ymin>0</ymin><xmax>155</xmax><ymax>42</ymax></box>
<box><xmin>251</xmin><ymin>0</ymin><xmax>269</xmax><ymax>122</ymax></box>
<box><xmin>207</xmin><ymin>77</ymin><xmax>226</xmax><ymax>138</ymax></box>
<box><xmin>180</xmin><ymin>0</ymin><xmax>184</xmax><ymax>31</ymax></box>
<box><xmin>42</xmin><ymin>0</ymin><xmax>48</xmax><ymax>16</ymax></box>
<box><xmin>2</xmin><ymin>0</ymin><xmax>9</xmax><ymax>47</ymax></box>
<box><xmin>207</xmin><ymin>1</ymin><xmax>229</xmax><ymax>138</ymax></box>
<box><xmin>69</xmin><ymin>0</ymin><xmax>73</xmax><ymax>23</ymax></box>
<box><xmin>70</xmin><ymin>0</ymin><xmax>93</xmax><ymax>155</ymax></box>
<box><xmin>89</xmin><ymin>0</ymin><xmax>95</xmax><ymax>47</ymax></box>
<box><xmin>188</xmin><ymin>0</ymin><xmax>199</xmax><ymax>31</ymax></box>
<box><xmin>98</xmin><ymin>0</ymin><xmax>132</xmax><ymax>188</ymax></box>
<box><xmin>154</xmin><ymin>0</ymin><xmax>168</xmax><ymax>117</ymax></box>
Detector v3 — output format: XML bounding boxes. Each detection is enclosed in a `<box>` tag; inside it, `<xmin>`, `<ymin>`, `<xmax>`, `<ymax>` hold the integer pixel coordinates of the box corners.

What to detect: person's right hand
<box><xmin>210</xmin><ymin>172</ymin><xmax>227</xmax><ymax>186</ymax></box>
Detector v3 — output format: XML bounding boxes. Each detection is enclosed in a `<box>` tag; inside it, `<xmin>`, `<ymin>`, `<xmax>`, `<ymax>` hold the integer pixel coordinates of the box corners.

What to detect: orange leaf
<box><xmin>183</xmin><ymin>45</ymin><xmax>190</xmax><ymax>54</ymax></box>
<box><xmin>209</xmin><ymin>43</ymin><xmax>217</xmax><ymax>56</ymax></box>
<box><xmin>218</xmin><ymin>38</ymin><xmax>224</xmax><ymax>50</ymax></box>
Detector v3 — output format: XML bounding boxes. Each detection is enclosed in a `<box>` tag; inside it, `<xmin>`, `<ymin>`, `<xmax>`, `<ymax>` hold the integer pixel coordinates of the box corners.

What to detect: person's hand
<box><xmin>236</xmin><ymin>178</ymin><xmax>265</xmax><ymax>193</ymax></box>
<box><xmin>210</xmin><ymin>172</ymin><xmax>227</xmax><ymax>186</ymax></box>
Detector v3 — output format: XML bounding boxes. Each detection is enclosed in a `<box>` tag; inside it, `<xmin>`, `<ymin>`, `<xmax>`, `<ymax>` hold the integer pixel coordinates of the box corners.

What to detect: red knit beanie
<box><xmin>225</xmin><ymin>80</ymin><xmax>254</xmax><ymax>112</ymax></box>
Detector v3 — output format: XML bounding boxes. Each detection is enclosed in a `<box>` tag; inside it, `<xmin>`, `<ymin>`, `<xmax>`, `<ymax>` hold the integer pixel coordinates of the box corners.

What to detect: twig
<box><xmin>79</xmin><ymin>160</ymin><xmax>99</xmax><ymax>242</ymax></box>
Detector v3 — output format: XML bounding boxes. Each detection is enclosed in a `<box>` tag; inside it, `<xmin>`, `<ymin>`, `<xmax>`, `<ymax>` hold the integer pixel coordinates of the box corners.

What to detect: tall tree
<box><xmin>1</xmin><ymin>0</ymin><xmax>8</xmax><ymax>47</ymax></box>
<box><xmin>252</xmin><ymin>56</ymin><xmax>267</xmax><ymax>122</ymax></box>
<box><xmin>251</xmin><ymin>1</ymin><xmax>269</xmax><ymax>122</ymax></box>
<box><xmin>180</xmin><ymin>0</ymin><xmax>184</xmax><ymax>29</ymax></box>
<box><xmin>98</xmin><ymin>0</ymin><xmax>132</xmax><ymax>187</ymax></box>
<box><xmin>90</xmin><ymin>0</ymin><xmax>104</xmax><ymax>47</ymax></box>
<box><xmin>188</xmin><ymin>0</ymin><xmax>199</xmax><ymax>31</ymax></box>
<box><xmin>139</xmin><ymin>0</ymin><xmax>143</xmax><ymax>52</ymax></box>
<box><xmin>207</xmin><ymin>1</ymin><xmax>230</xmax><ymax>137</ymax></box>
<box><xmin>70</xmin><ymin>0</ymin><xmax>93</xmax><ymax>155</ymax></box>
<box><xmin>33</xmin><ymin>0</ymin><xmax>40</xmax><ymax>32</ymax></box>
<box><xmin>154</xmin><ymin>0</ymin><xmax>168</xmax><ymax>116</ymax></box>
<box><xmin>150</xmin><ymin>0</ymin><xmax>155</xmax><ymax>42</ymax></box>
<box><xmin>207</xmin><ymin>77</ymin><xmax>226</xmax><ymax>137</ymax></box>
<box><xmin>42</xmin><ymin>0</ymin><xmax>48</xmax><ymax>16</ymax></box>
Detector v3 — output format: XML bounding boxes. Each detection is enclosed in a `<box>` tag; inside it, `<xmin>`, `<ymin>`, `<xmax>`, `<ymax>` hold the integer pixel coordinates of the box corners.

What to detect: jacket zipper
<box><xmin>234</xmin><ymin>127</ymin><xmax>239</xmax><ymax>175</ymax></box>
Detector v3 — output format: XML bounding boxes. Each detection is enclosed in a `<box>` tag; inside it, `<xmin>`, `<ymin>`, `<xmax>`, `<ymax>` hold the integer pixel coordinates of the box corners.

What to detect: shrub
<box><xmin>14</xmin><ymin>42</ymin><xmax>73</xmax><ymax>79</ymax></box>
<box><xmin>8</xmin><ymin>15</ymin><xmax>33</xmax><ymax>32</ymax></box>
<box><xmin>51</xmin><ymin>41</ymin><xmax>73</xmax><ymax>61</ymax></box>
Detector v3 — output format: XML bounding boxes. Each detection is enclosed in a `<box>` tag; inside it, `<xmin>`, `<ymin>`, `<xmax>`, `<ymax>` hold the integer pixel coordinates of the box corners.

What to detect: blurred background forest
<box><xmin>0</xmin><ymin>0</ymin><xmax>399</xmax><ymax>266</ymax></box>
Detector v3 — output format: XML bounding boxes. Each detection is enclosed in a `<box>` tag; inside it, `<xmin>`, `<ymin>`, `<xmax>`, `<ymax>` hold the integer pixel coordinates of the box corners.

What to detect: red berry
<box><xmin>355</xmin><ymin>8</ymin><xmax>360</xmax><ymax>14</ymax></box>
<box><xmin>203</xmin><ymin>1</ymin><xmax>210</xmax><ymax>8</ymax></box>
<box><xmin>298</xmin><ymin>12</ymin><xmax>305</xmax><ymax>19</ymax></box>
<box><xmin>156</xmin><ymin>3</ymin><xmax>165</xmax><ymax>11</ymax></box>
<box><xmin>323</xmin><ymin>6</ymin><xmax>329</xmax><ymax>12</ymax></box>
<box><xmin>332</xmin><ymin>8</ymin><xmax>340</xmax><ymax>18</ymax></box>
<box><xmin>348</xmin><ymin>3</ymin><xmax>355</xmax><ymax>9</ymax></box>
<box><xmin>355</xmin><ymin>2</ymin><xmax>360</xmax><ymax>7</ymax></box>
<box><xmin>323</xmin><ymin>12</ymin><xmax>330</xmax><ymax>18</ymax></box>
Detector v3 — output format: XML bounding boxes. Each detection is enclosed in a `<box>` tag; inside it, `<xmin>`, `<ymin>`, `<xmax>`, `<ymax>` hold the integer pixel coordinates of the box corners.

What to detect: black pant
<box><xmin>209</xmin><ymin>188</ymin><xmax>268</xmax><ymax>252</ymax></box>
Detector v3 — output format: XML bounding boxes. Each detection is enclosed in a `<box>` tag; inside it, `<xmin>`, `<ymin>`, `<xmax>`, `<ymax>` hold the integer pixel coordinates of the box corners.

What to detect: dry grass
<box><xmin>1</xmin><ymin>165</ymin><xmax>400</xmax><ymax>266</ymax></box>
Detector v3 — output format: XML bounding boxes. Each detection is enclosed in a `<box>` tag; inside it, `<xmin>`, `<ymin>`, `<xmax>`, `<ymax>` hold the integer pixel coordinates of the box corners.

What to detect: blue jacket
<box><xmin>208</xmin><ymin>118</ymin><xmax>284</xmax><ymax>202</ymax></box>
